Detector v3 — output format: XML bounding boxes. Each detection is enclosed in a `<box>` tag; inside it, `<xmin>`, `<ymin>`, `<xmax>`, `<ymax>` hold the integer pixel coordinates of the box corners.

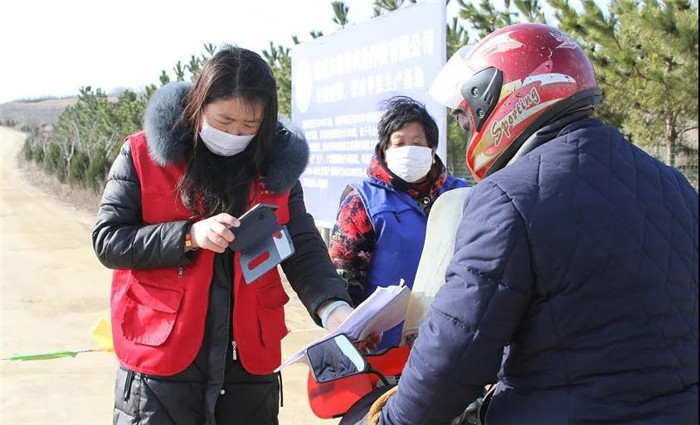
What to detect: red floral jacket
<box><xmin>329</xmin><ymin>155</ymin><xmax>451</xmax><ymax>305</ymax></box>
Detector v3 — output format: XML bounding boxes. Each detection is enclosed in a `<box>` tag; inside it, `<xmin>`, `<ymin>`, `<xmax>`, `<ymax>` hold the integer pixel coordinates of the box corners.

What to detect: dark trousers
<box><xmin>113</xmin><ymin>357</ymin><xmax>280</xmax><ymax>425</ymax></box>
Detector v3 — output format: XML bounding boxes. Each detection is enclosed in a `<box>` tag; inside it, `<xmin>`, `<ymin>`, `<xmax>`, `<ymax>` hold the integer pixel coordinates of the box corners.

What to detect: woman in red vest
<box><xmin>92</xmin><ymin>46</ymin><xmax>354</xmax><ymax>425</ymax></box>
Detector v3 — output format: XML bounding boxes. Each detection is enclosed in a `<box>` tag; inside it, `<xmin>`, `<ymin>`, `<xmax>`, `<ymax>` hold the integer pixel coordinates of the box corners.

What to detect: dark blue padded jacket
<box><xmin>380</xmin><ymin>119</ymin><xmax>698</xmax><ymax>425</ymax></box>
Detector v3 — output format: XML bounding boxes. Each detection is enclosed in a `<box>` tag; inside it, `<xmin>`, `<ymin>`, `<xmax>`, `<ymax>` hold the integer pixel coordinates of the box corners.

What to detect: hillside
<box><xmin>0</xmin><ymin>97</ymin><xmax>77</xmax><ymax>127</ymax></box>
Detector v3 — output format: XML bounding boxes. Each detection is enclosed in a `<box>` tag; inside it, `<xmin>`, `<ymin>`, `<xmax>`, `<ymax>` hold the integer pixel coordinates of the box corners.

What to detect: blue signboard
<box><xmin>291</xmin><ymin>2</ymin><xmax>447</xmax><ymax>226</ymax></box>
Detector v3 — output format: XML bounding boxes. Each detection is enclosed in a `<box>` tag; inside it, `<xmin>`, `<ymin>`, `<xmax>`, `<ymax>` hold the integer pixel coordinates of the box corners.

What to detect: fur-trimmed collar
<box><xmin>143</xmin><ymin>82</ymin><xmax>309</xmax><ymax>193</ymax></box>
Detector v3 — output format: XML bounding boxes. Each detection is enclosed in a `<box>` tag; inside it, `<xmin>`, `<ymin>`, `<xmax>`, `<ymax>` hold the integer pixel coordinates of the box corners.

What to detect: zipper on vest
<box><xmin>231</xmin><ymin>340</ymin><xmax>238</xmax><ymax>361</ymax></box>
<box><xmin>123</xmin><ymin>369</ymin><xmax>135</xmax><ymax>401</ymax></box>
<box><xmin>178</xmin><ymin>267</ymin><xmax>183</xmax><ymax>278</ymax></box>
<box><xmin>278</xmin><ymin>372</ymin><xmax>284</xmax><ymax>407</ymax></box>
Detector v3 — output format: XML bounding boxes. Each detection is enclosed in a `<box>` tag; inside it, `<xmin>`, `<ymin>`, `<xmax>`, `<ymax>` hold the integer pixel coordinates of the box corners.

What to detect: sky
<box><xmin>0</xmin><ymin>0</ymin><xmax>369</xmax><ymax>102</ymax></box>
<box><xmin>0</xmin><ymin>0</ymin><xmax>467</xmax><ymax>103</ymax></box>
<box><xmin>0</xmin><ymin>0</ymin><xmax>599</xmax><ymax>104</ymax></box>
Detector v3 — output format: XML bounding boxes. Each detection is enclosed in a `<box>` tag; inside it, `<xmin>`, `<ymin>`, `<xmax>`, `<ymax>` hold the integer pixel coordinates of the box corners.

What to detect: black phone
<box><xmin>229</xmin><ymin>203</ymin><xmax>280</xmax><ymax>252</ymax></box>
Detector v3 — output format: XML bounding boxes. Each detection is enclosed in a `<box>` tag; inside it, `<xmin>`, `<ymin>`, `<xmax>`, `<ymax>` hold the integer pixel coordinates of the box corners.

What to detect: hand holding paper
<box><xmin>275</xmin><ymin>282</ymin><xmax>410</xmax><ymax>372</ymax></box>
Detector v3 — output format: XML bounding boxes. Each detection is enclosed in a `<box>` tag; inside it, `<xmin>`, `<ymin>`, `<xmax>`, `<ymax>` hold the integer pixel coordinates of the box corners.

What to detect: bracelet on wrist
<box><xmin>320</xmin><ymin>300</ymin><xmax>349</xmax><ymax>329</ymax></box>
<box><xmin>184</xmin><ymin>222</ymin><xmax>198</xmax><ymax>251</ymax></box>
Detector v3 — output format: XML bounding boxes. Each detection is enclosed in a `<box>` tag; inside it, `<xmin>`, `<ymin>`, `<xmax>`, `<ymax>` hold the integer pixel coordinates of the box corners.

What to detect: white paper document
<box><xmin>275</xmin><ymin>282</ymin><xmax>411</xmax><ymax>372</ymax></box>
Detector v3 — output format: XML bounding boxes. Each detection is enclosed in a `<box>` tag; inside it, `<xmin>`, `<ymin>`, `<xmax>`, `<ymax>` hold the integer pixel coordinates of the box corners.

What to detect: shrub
<box><xmin>22</xmin><ymin>138</ymin><xmax>33</xmax><ymax>162</ymax></box>
<box><xmin>86</xmin><ymin>147</ymin><xmax>110</xmax><ymax>189</ymax></box>
<box><xmin>44</xmin><ymin>143</ymin><xmax>66</xmax><ymax>182</ymax></box>
<box><xmin>68</xmin><ymin>151</ymin><xmax>90</xmax><ymax>185</ymax></box>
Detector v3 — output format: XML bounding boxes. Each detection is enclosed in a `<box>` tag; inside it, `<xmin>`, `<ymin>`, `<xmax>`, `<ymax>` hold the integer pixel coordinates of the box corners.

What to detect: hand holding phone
<box><xmin>228</xmin><ymin>203</ymin><xmax>280</xmax><ymax>252</ymax></box>
<box><xmin>188</xmin><ymin>213</ymin><xmax>240</xmax><ymax>253</ymax></box>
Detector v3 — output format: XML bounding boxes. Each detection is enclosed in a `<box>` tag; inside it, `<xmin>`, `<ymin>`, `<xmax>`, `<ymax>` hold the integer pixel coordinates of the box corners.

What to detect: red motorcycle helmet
<box><xmin>429</xmin><ymin>23</ymin><xmax>601</xmax><ymax>181</ymax></box>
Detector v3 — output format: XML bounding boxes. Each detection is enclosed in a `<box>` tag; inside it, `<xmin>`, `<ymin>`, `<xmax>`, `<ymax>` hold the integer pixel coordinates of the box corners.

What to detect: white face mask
<box><xmin>384</xmin><ymin>145</ymin><xmax>434</xmax><ymax>183</ymax></box>
<box><xmin>199</xmin><ymin>121</ymin><xmax>256</xmax><ymax>157</ymax></box>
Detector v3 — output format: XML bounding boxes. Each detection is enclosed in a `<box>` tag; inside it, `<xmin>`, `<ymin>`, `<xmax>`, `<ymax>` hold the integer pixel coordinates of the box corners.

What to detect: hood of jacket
<box><xmin>142</xmin><ymin>81</ymin><xmax>309</xmax><ymax>193</ymax></box>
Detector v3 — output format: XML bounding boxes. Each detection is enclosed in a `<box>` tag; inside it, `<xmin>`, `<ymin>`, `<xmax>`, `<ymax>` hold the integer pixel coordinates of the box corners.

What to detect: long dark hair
<box><xmin>178</xmin><ymin>45</ymin><xmax>278</xmax><ymax>218</ymax></box>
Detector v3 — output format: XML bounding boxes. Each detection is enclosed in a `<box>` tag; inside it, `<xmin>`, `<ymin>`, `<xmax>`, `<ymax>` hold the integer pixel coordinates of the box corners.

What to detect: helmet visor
<box><xmin>428</xmin><ymin>45</ymin><xmax>475</xmax><ymax>110</ymax></box>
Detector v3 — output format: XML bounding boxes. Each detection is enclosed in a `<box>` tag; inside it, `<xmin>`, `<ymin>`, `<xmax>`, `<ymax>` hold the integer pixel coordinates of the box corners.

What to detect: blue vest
<box><xmin>352</xmin><ymin>174</ymin><xmax>468</xmax><ymax>350</ymax></box>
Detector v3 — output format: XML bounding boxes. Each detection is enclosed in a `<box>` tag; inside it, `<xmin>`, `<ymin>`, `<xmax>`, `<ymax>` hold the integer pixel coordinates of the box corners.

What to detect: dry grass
<box><xmin>16</xmin><ymin>153</ymin><xmax>103</xmax><ymax>219</ymax></box>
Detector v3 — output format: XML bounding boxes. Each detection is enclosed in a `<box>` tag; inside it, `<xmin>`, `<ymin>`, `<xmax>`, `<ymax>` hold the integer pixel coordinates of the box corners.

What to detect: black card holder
<box><xmin>229</xmin><ymin>203</ymin><xmax>296</xmax><ymax>284</ymax></box>
<box><xmin>229</xmin><ymin>203</ymin><xmax>280</xmax><ymax>253</ymax></box>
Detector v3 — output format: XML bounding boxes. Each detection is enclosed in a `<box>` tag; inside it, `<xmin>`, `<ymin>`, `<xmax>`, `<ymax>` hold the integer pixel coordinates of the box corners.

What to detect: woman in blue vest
<box><xmin>329</xmin><ymin>96</ymin><xmax>468</xmax><ymax>351</ymax></box>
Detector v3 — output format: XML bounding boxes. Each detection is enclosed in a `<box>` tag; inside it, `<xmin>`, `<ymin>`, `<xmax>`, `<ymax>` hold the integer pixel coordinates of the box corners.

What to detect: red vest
<box><xmin>111</xmin><ymin>131</ymin><xmax>291</xmax><ymax>376</ymax></box>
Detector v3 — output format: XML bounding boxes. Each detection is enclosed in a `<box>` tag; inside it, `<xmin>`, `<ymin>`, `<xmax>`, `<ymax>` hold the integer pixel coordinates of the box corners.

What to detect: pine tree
<box><xmin>262</xmin><ymin>42</ymin><xmax>293</xmax><ymax>118</ymax></box>
<box><xmin>372</xmin><ymin>0</ymin><xmax>417</xmax><ymax>16</ymax></box>
<box><xmin>332</xmin><ymin>1</ymin><xmax>350</xmax><ymax>28</ymax></box>
<box><xmin>455</xmin><ymin>0</ymin><xmax>698</xmax><ymax>185</ymax></box>
<box><xmin>458</xmin><ymin>0</ymin><xmax>516</xmax><ymax>36</ymax></box>
<box><xmin>550</xmin><ymin>0</ymin><xmax>698</xmax><ymax>174</ymax></box>
<box><xmin>445</xmin><ymin>16</ymin><xmax>473</xmax><ymax>180</ymax></box>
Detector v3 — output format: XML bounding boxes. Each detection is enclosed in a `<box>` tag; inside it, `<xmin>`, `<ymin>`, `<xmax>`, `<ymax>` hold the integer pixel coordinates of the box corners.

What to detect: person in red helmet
<box><xmin>357</xmin><ymin>23</ymin><xmax>698</xmax><ymax>425</ymax></box>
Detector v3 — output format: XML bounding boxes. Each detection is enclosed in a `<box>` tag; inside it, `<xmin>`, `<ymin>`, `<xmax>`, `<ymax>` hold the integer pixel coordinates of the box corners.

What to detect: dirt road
<box><xmin>0</xmin><ymin>127</ymin><xmax>334</xmax><ymax>424</ymax></box>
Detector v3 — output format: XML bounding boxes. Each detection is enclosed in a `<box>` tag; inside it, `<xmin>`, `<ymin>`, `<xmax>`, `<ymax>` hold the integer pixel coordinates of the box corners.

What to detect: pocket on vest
<box><xmin>121</xmin><ymin>281</ymin><xmax>183</xmax><ymax>347</ymax></box>
<box><xmin>255</xmin><ymin>277</ymin><xmax>290</xmax><ymax>347</ymax></box>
